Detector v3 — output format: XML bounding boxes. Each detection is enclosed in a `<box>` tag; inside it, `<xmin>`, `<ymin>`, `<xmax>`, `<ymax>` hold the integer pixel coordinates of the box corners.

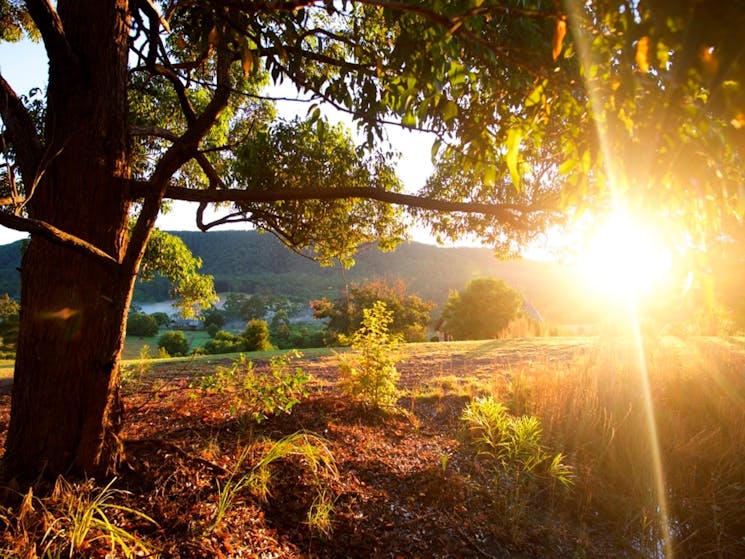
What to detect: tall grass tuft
<box><xmin>461</xmin><ymin>396</ymin><xmax>572</xmax><ymax>535</ymax></box>
<box><xmin>209</xmin><ymin>432</ymin><xmax>338</xmax><ymax>536</ymax></box>
<box><xmin>0</xmin><ymin>477</ymin><xmax>157</xmax><ymax>558</ymax></box>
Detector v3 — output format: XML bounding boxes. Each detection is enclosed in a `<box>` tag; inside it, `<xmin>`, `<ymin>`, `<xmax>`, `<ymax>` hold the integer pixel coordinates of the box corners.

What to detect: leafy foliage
<box><xmin>440</xmin><ymin>278</ymin><xmax>523</xmax><ymax>340</ymax></box>
<box><xmin>139</xmin><ymin>228</ymin><xmax>218</xmax><ymax>318</ymax></box>
<box><xmin>126</xmin><ymin>313</ymin><xmax>159</xmax><ymax>338</ymax></box>
<box><xmin>338</xmin><ymin>301</ymin><xmax>401</xmax><ymax>408</ymax></box>
<box><xmin>193</xmin><ymin>351</ymin><xmax>309</xmax><ymax>424</ymax></box>
<box><xmin>157</xmin><ymin>330</ymin><xmax>189</xmax><ymax>357</ymax></box>
<box><xmin>312</xmin><ymin>279</ymin><xmax>433</xmax><ymax>344</ymax></box>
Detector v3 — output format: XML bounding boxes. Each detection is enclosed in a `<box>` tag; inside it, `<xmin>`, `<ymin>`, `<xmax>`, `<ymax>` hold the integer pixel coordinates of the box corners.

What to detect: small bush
<box><xmin>461</xmin><ymin>396</ymin><xmax>572</xmax><ymax>532</ymax></box>
<box><xmin>127</xmin><ymin>313</ymin><xmax>159</xmax><ymax>337</ymax></box>
<box><xmin>192</xmin><ymin>350</ymin><xmax>309</xmax><ymax>424</ymax></box>
<box><xmin>243</xmin><ymin>319</ymin><xmax>273</xmax><ymax>352</ymax></box>
<box><xmin>204</xmin><ymin>330</ymin><xmax>244</xmax><ymax>354</ymax></box>
<box><xmin>338</xmin><ymin>301</ymin><xmax>401</xmax><ymax>408</ymax></box>
<box><xmin>158</xmin><ymin>330</ymin><xmax>189</xmax><ymax>356</ymax></box>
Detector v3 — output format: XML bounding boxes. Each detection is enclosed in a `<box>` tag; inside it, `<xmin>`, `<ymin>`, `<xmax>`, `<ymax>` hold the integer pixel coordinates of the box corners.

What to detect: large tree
<box><xmin>0</xmin><ymin>0</ymin><xmax>743</xmax><ymax>481</ymax></box>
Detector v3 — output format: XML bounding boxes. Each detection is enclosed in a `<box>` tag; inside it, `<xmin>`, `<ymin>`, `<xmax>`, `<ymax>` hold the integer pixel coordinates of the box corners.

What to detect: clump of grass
<box><xmin>0</xmin><ymin>477</ymin><xmax>157</xmax><ymax>558</ymax></box>
<box><xmin>208</xmin><ymin>432</ymin><xmax>338</xmax><ymax>537</ymax></box>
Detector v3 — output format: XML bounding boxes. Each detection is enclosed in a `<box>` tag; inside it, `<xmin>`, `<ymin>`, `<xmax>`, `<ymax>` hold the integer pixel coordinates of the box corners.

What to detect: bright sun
<box><xmin>576</xmin><ymin>210</ymin><xmax>673</xmax><ymax>300</ymax></box>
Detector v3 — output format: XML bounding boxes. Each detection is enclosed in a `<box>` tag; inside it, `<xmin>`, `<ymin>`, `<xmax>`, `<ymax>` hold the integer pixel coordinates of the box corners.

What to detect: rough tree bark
<box><xmin>3</xmin><ymin>0</ymin><xmax>134</xmax><ymax>479</ymax></box>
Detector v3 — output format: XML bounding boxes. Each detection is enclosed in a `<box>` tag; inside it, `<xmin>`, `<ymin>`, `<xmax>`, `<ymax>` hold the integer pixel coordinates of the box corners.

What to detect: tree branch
<box><xmin>0</xmin><ymin>73</ymin><xmax>44</xmax><ymax>186</ymax></box>
<box><xmin>24</xmin><ymin>0</ymin><xmax>74</xmax><ymax>65</ymax></box>
<box><xmin>127</xmin><ymin>181</ymin><xmax>542</xmax><ymax>230</ymax></box>
<box><xmin>124</xmin><ymin>43</ymin><xmax>234</xmax><ymax>272</ymax></box>
<box><xmin>0</xmin><ymin>213</ymin><xmax>119</xmax><ymax>266</ymax></box>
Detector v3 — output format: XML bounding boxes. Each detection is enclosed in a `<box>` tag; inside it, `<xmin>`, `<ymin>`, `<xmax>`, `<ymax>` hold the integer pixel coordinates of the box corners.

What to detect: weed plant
<box><xmin>192</xmin><ymin>349</ymin><xmax>309</xmax><ymax>423</ymax></box>
<box><xmin>461</xmin><ymin>396</ymin><xmax>572</xmax><ymax>534</ymax></box>
<box><xmin>338</xmin><ymin>301</ymin><xmax>401</xmax><ymax>408</ymax></box>
<box><xmin>209</xmin><ymin>432</ymin><xmax>338</xmax><ymax>536</ymax></box>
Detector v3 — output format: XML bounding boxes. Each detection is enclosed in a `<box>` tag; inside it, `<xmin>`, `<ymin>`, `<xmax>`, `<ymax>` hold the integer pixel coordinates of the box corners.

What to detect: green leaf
<box><xmin>505</xmin><ymin>127</ymin><xmax>523</xmax><ymax>188</ymax></box>
<box><xmin>441</xmin><ymin>100</ymin><xmax>459</xmax><ymax>122</ymax></box>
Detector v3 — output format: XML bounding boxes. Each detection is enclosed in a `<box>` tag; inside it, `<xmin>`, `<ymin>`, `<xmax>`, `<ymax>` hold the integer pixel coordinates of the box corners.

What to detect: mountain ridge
<box><xmin>0</xmin><ymin>231</ymin><xmax>598</xmax><ymax>323</ymax></box>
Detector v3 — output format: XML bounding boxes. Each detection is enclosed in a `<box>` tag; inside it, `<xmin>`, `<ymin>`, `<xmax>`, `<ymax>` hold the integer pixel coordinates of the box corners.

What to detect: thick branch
<box><xmin>24</xmin><ymin>0</ymin><xmax>73</xmax><ymax>64</ymax></box>
<box><xmin>0</xmin><ymin>73</ymin><xmax>44</xmax><ymax>184</ymax></box>
<box><xmin>0</xmin><ymin>213</ymin><xmax>119</xmax><ymax>266</ymax></box>
<box><xmin>128</xmin><ymin>181</ymin><xmax>541</xmax><ymax>229</ymax></box>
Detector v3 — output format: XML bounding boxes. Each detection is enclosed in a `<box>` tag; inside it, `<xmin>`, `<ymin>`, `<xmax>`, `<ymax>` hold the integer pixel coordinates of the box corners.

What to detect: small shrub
<box><xmin>204</xmin><ymin>330</ymin><xmax>244</xmax><ymax>354</ymax></box>
<box><xmin>206</xmin><ymin>322</ymin><xmax>220</xmax><ymax>338</ymax></box>
<box><xmin>192</xmin><ymin>350</ymin><xmax>309</xmax><ymax>423</ymax></box>
<box><xmin>243</xmin><ymin>319</ymin><xmax>273</xmax><ymax>351</ymax></box>
<box><xmin>461</xmin><ymin>396</ymin><xmax>572</xmax><ymax>532</ymax></box>
<box><xmin>338</xmin><ymin>300</ymin><xmax>401</xmax><ymax>408</ymax></box>
<box><xmin>158</xmin><ymin>330</ymin><xmax>189</xmax><ymax>356</ymax></box>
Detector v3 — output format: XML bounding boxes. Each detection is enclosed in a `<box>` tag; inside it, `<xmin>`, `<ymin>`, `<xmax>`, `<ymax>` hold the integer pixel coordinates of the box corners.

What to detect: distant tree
<box><xmin>126</xmin><ymin>313</ymin><xmax>159</xmax><ymax>338</ymax></box>
<box><xmin>312</xmin><ymin>279</ymin><xmax>433</xmax><ymax>344</ymax></box>
<box><xmin>150</xmin><ymin>312</ymin><xmax>171</xmax><ymax>328</ymax></box>
<box><xmin>203</xmin><ymin>309</ymin><xmax>225</xmax><ymax>329</ymax></box>
<box><xmin>158</xmin><ymin>331</ymin><xmax>189</xmax><ymax>357</ymax></box>
<box><xmin>243</xmin><ymin>319</ymin><xmax>273</xmax><ymax>352</ymax></box>
<box><xmin>221</xmin><ymin>293</ymin><xmax>249</xmax><ymax>318</ymax></box>
<box><xmin>440</xmin><ymin>278</ymin><xmax>523</xmax><ymax>340</ymax></box>
<box><xmin>270</xmin><ymin>309</ymin><xmax>293</xmax><ymax>349</ymax></box>
<box><xmin>240</xmin><ymin>295</ymin><xmax>267</xmax><ymax>321</ymax></box>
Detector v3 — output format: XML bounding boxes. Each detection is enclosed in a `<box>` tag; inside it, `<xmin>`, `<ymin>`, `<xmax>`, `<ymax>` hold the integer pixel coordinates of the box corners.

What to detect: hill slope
<box><xmin>0</xmin><ymin>232</ymin><xmax>598</xmax><ymax>322</ymax></box>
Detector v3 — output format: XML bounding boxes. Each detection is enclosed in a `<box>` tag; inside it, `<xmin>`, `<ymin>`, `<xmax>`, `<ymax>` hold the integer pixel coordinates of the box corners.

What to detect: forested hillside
<box><xmin>0</xmin><ymin>231</ymin><xmax>599</xmax><ymax>323</ymax></box>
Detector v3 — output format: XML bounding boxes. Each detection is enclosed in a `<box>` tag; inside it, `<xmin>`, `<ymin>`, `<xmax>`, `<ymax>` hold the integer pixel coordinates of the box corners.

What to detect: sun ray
<box><xmin>563</xmin><ymin>2</ymin><xmax>675</xmax><ymax>556</ymax></box>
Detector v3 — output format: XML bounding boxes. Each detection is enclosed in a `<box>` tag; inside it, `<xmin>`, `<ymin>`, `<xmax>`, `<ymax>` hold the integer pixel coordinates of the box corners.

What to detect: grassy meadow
<box><xmin>1</xmin><ymin>334</ymin><xmax>744</xmax><ymax>557</ymax></box>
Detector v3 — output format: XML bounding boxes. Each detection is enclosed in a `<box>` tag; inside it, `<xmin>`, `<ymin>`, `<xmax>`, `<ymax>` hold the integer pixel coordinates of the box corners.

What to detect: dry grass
<box><xmin>508</xmin><ymin>335</ymin><xmax>745</xmax><ymax>557</ymax></box>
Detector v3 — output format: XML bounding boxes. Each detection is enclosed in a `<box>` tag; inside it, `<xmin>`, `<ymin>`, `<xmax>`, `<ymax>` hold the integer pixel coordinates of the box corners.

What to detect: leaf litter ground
<box><xmin>0</xmin><ymin>338</ymin><xmax>632</xmax><ymax>558</ymax></box>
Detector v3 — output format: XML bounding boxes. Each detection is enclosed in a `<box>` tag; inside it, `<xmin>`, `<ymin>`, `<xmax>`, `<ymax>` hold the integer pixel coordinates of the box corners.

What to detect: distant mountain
<box><xmin>0</xmin><ymin>231</ymin><xmax>601</xmax><ymax>323</ymax></box>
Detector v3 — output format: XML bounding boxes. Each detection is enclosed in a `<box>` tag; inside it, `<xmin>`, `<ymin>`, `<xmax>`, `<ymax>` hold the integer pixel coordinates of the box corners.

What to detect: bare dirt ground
<box><xmin>0</xmin><ymin>338</ymin><xmax>632</xmax><ymax>558</ymax></box>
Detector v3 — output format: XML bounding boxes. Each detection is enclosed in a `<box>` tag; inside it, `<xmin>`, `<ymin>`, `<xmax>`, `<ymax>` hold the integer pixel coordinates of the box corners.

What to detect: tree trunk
<box><xmin>3</xmin><ymin>0</ymin><xmax>134</xmax><ymax>480</ymax></box>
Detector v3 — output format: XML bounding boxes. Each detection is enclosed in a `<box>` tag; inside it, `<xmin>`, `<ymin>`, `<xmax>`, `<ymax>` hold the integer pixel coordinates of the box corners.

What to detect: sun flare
<box><xmin>577</xmin><ymin>210</ymin><xmax>673</xmax><ymax>299</ymax></box>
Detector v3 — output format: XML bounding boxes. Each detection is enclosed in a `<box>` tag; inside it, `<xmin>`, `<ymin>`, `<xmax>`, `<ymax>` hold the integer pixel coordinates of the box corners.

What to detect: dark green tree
<box><xmin>150</xmin><ymin>312</ymin><xmax>171</xmax><ymax>328</ymax></box>
<box><xmin>440</xmin><ymin>278</ymin><xmax>523</xmax><ymax>340</ymax></box>
<box><xmin>157</xmin><ymin>330</ymin><xmax>189</xmax><ymax>357</ymax></box>
<box><xmin>126</xmin><ymin>313</ymin><xmax>159</xmax><ymax>338</ymax></box>
<box><xmin>243</xmin><ymin>319</ymin><xmax>273</xmax><ymax>352</ymax></box>
<box><xmin>0</xmin><ymin>293</ymin><xmax>20</xmax><ymax>357</ymax></box>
